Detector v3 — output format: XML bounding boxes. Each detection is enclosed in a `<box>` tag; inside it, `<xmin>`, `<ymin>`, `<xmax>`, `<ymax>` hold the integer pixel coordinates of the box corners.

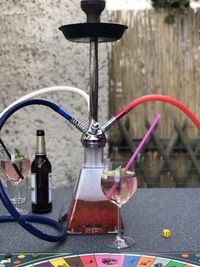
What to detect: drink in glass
<box><xmin>101</xmin><ymin>164</ymin><xmax>137</xmax><ymax>249</ymax></box>
<box><xmin>0</xmin><ymin>146</ymin><xmax>30</xmax><ymax>212</ymax></box>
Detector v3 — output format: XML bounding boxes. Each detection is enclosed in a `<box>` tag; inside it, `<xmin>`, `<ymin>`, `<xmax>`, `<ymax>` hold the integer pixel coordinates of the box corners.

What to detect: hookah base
<box><xmin>66</xmin><ymin>199</ymin><xmax>124</xmax><ymax>235</ymax></box>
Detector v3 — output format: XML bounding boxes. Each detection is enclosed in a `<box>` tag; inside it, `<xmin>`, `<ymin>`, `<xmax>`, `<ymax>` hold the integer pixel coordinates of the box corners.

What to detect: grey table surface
<box><xmin>0</xmin><ymin>187</ymin><xmax>200</xmax><ymax>254</ymax></box>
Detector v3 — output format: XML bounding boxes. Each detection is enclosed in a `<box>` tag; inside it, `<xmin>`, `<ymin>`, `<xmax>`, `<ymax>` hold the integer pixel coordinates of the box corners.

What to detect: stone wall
<box><xmin>0</xmin><ymin>0</ymin><xmax>109</xmax><ymax>187</ymax></box>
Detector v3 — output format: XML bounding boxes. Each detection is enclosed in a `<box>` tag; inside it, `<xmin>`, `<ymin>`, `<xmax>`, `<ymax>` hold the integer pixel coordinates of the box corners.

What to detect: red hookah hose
<box><xmin>115</xmin><ymin>95</ymin><xmax>200</xmax><ymax>130</ymax></box>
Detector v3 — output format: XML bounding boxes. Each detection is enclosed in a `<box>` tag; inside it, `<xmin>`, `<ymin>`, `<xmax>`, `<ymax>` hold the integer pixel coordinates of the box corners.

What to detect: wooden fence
<box><xmin>109</xmin><ymin>8</ymin><xmax>200</xmax><ymax>140</ymax></box>
<box><xmin>108</xmin><ymin>8</ymin><xmax>200</xmax><ymax>187</ymax></box>
<box><xmin>112</xmin><ymin>119</ymin><xmax>200</xmax><ymax>187</ymax></box>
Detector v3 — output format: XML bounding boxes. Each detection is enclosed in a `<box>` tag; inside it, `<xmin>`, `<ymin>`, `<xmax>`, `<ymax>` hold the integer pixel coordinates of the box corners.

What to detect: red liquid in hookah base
<box><xmin>101</xmin><ymin>170</ymin><xmax>137</xmax><ymax>206</ymax></box>
<box><xmin>1</xmin><ymin>159</ymin><xmax>31</xmax><ymax>182</ymax></box>
<box><xmin>67</xmin><ymin>198</ymin><xmax>123</xmax><ymax>234</ymax></box>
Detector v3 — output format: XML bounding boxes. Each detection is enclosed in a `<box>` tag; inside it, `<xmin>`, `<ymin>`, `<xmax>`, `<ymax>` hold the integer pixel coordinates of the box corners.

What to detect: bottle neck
<box><xmin>36</xmin><ymin>135</ymin><xmax>46</xmax><ymax>155</ymax></box>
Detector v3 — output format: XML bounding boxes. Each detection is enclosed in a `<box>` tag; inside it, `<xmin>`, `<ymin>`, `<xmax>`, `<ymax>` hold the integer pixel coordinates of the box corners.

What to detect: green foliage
<box><xmin>151</xmin><ymin>0</ymin><xmax>200</xmax><ymax>24</ymax></box>
<box><xmin>151</xmin><ymin>0</ymin><xmax>197</xmax><ymax>9</ymax></box>
<box><xmin>164</xmin><ymin>14</ymin><xmax>176</xmax><ymax>23</ymax></box>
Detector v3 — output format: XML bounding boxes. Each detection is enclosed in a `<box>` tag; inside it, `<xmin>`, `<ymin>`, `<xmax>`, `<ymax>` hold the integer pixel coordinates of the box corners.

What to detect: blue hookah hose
<box><xmin>0</xmin><ymin>99</ymin><xmax>87</xmax><ymax>133</ymax></box>
<box><xmin>0</xmin><ymin>98</ymin><xmax>86</xmax><ymax>242</ymax></box>
<box><xmin>0</xmin><ymin>180</ymin><xmax>66</xmax><ymax>242</ymax></box>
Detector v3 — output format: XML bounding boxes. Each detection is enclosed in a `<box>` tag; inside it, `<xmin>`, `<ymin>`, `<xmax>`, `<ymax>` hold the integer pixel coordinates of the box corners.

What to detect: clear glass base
<box><xmin>105</xmin><ymin>235</ymin><xmax>135</xmax><ymax>249</ymax></box>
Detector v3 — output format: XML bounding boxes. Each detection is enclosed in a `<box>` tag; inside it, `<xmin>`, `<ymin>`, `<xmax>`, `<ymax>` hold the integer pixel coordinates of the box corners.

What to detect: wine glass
<box><xmin>101</xmin><ymin>161</ymin><xmax>137</xmax><ymax>249</ymax></box>
<box><xmin>0</xmin><ymin>145</ymin><xmax>31</xmax><ymax>214</ymax></box>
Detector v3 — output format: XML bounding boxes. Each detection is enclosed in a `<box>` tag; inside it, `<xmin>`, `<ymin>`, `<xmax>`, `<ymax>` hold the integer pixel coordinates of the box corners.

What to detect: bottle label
<box><xmin>31</xmin><ymin>172</ymin><xmax>52</xmax><ymax>204</ymax></box>
<box><xmin>48</xmin><ymin>173</ymin><xmax>52</xmax><ymax>203</ymax></box>
<box><xmin>31</xmin><ymin>173</ymin><xmax>37</xmax><ymax>204</ymax></box>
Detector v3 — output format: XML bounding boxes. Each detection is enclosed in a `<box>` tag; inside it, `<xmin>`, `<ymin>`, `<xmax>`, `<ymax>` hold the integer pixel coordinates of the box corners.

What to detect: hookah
<box><xmin>0</xmin><ymin>0</ymin><xmax>199</xmax><ymax>242</ymax></box>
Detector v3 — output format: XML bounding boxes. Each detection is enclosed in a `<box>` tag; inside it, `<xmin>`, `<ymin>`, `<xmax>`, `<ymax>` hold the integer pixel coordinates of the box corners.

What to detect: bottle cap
<box><xmin>36</xmin><ymin>129</ymin><xmax>45</xmax><ymax>136</ymax></box>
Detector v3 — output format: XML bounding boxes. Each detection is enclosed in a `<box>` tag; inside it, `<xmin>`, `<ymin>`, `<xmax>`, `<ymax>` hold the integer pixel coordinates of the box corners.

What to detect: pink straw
<box><xmin>124</xmin><ymin>114</ymin><xmax>161</xmax><ymax>172</ymax></box>
<box><xmin>105</xmin><ymin>114</ymin><xmax>161</xmax><ymax>199</ymax></box>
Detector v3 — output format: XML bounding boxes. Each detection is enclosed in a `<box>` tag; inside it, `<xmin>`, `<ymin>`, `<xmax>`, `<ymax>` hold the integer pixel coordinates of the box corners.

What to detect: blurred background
<box><xmin>0</xmin><ymin>0</ymin><xmax>199</xmax><ymax>187</ymax></box>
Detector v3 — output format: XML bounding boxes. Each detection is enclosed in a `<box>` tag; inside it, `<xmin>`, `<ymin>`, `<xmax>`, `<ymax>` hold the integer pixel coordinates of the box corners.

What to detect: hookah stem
<box><xmin>0</xmin><ymin>138</ymin><xmax>25</xmax><ymax>180</ymax></box>
<box><xmin>89</xmin><ymin>40</ymin><xmax>99</xmax><ymax>121</ymax></box>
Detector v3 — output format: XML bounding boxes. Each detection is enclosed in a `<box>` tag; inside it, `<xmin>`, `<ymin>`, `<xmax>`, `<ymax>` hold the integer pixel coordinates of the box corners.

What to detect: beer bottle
<box><xmin>31</xmin><ymin>129</ymin><xmax>52</xmax><ymax>213</ymax></box>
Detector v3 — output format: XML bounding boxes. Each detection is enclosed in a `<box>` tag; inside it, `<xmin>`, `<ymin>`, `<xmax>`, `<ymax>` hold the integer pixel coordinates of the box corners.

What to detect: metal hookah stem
<box><xmin>89</xmin><ymin>40</ymin><xmax>99</xmax><ymax>122</ymax></box>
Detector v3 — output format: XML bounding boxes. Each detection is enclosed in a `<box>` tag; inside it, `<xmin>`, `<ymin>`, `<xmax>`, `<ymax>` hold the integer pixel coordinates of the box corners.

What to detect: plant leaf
<box><xmin>14</xmin><ymin>148</ymin><xmax>25</xmax><ymax>160</ymax></box>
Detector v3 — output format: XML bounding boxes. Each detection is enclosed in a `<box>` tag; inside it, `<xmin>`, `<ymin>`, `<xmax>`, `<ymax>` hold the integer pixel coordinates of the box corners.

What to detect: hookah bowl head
<box><xmin>80</xmin><ymin>0</ymin><xmax>106</xmax><ymax>23</ymax></box>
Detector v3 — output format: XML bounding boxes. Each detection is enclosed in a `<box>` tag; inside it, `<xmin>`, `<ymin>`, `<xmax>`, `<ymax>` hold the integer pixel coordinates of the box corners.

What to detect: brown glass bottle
<box><xmin>31</xmin><ymin>129</ymin><xmax>52</xmax><ymax>213</ymax></box>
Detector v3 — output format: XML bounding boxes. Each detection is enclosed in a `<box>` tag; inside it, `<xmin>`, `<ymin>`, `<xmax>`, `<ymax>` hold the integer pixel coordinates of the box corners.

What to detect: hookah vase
<box><xmin>66</xmin><ymin>148</ymin><xmax>123</xmax><ymax>234</ymax></box>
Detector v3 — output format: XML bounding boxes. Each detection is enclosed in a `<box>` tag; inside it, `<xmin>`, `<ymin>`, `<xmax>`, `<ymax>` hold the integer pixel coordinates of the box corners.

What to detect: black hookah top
<box><xmin>59</xmin><ymin>0</ymin><xmax>128</xmax><ymax>43</ymax></box>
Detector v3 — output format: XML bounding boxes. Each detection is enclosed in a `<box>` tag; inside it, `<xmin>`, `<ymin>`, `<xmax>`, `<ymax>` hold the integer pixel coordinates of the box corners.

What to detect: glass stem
<box><xmin>117</xmin><ymin>205</ymin><xmax>122</xmax><ymax>238</ymax></box>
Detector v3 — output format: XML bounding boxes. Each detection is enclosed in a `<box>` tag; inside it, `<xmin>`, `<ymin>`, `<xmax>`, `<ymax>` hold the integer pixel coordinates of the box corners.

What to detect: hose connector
<box><xmin>100</xmin><ymin>116</ymin><xmax>117</xmax><ymax>133</ymax></box>
<box><xmin>81</xmin><ymin>119</ymin><xmax>106</xmax><ymax>148</ymax></box>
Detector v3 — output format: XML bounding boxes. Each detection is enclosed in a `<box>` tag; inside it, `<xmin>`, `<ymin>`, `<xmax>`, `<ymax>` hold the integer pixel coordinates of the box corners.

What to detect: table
<box><xmin>0</xmin><ymin>188</ymin><xmax>200</xmax><ymax>254</ymax></box>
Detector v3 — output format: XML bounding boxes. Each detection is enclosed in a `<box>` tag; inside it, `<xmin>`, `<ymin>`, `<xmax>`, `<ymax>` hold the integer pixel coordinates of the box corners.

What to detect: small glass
<box><xmin>6</xmin><ymin>177</ymin><xmax>28</xmax><ymax>204</ymax></box>
<box><xmin>101</xmin><ymin>161</ymin><xmax>137</xmax><ymax>249</ymax></box>
<box><xmin>0</xmin><ymin>146</ymin><xmax>31</xmax><ymax>214</ymax></box>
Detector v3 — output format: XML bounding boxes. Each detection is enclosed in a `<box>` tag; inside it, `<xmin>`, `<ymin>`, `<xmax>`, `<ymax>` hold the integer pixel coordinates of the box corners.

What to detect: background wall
<box><xmin>0</xmin><ymin>0</ymin><xmax>109</xmax><ymax>187</ymax></box>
